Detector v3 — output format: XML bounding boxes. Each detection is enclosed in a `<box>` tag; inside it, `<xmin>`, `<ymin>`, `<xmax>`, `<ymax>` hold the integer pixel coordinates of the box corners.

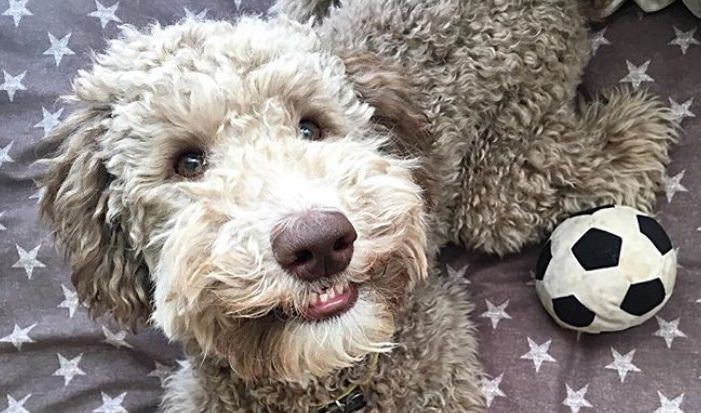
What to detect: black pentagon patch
<box><xmin>569</xmin><ymin>204</ymin><xmax>615</xmax><ymax>218</ymax></box>
<box><xmin>552</xmin><ymin>295</ymin><xmax>596</xmax><ymax>327</ymax></box>
<box><xmin>535</xmin><ymin>240</ymin><xmax>552</xmax><ymax>281</ymax></box>
<box><xmin>620</xmin><ymin>278</ymin><xmax>666</xmax><ymax>316</ymax></box>
<box><xmin>637</xmin><ymin>215</ymin><xmax>672</xmax><ymax>255</ymax></box>
<box><xmin>572</xmin><ymin>228</ymin><xmax>622</xmax><ymax>271</ymax></box>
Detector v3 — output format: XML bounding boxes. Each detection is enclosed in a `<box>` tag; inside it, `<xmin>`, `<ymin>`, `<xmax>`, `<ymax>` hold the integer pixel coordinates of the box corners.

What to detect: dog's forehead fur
<box><xmin>79</xmin><ymin>18</ymin><xmax>372</xmax><ymax>170</ymax></box>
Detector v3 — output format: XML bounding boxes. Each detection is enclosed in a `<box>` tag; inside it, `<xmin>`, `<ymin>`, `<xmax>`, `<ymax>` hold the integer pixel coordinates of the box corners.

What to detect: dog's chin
<box><xmin>225</xmin><ymin>288</ymin><xmax>397</xmax><ymax>383</ymax></box>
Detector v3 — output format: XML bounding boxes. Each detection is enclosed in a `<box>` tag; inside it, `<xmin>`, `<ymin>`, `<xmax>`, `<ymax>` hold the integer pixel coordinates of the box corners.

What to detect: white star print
<box><xmin>589</xmin><ymin>28</ymin><xmax>610</xmax><ymax>54</ymax></box>
<box><xmin>183</xmin><ymin>6</ymin><xmax>207</xmax><ymax>20</ymax></box>
<box><xmin>148</xmin><ymin>362</ymin><xmax>173</xmax><ymax>386</ymax></box>
<box><xmin>446</xmin><ymin>263</ymin><xmax>470</xmax><ymax>283</ymax></box>
<box><xmin>12</xmin><ymin>244</ymin><xmax>45</xmax><ymax>280</ymax></box>
<box><xmin>234</xmin><ymin>0</ymin><xmax>242</xmax><ymax>9</ymax></box>
<box><xmin>53</xmin><ymin>353</ymin><xmax>86</xmax><ymax>386</ymax></box>
<box><xmin>88</xmin><ymin>0</ymin><xmax>121</xmax><ymax>29</ymax></box>
<box><xmin>0</xmin><ymin>323</ymin><xmax>36</xmax><ymax>350</ymax></box>
<box><xmin>58</xmin><ymin>284</ymin><xmax>80</xmax><ymax>318</ymax></box>
<box><xmin>0</xmin><ymin>141</ymin><xmax>13</xmax><ymax>168</ymax></box>
<box><xmin>520</xmin><ymin>337</ymin><xmax>556</xmax><ymax>373</ymax></box>
<box><xmin>0</xmin><ymin>70</ymin><xmax>27</xmax><ymax>102</ymax></box>
<box><xmin>480</xmin><ymin>373</ymin><xmax>506</xmax><ymax>408</ymax></box>
<box><xmin>0</xmin><ymin>211</ymin><xmax>6</xmax><ymax>231</ymax></box>
<box><xmin>563</xmin><ymin>384</ymin><xmax>593</xmax><ymax>413</ymax></box>
<box><xmin>93</xmin><ymin>392</ymin><xmax>128</xmax><ymax>413</ymax></box>
<box><xmin>2</xmin><ymin>0</ymin><xmax>32</xmax><ymax>27</ymax></box>
<box><xmin>1</xmin><ymin>394</ymin><xmax>31</xmax><ymax>413</ymax></box>
<box><xmin>619</xmin><ymin>60</ymin><xmax>654</xmax><ymax>89</ymax></box>
<box><xmin>101</xmin><ymin>326</ymin><xmax>133</xmax><ymax>349</ymax></box>
<box><xmin>42</xmin><ymin>33</ymin><xmax>75</xmax><ymax>66</ymax></box>
<box><xmin>604</xmin><ymin>348</ymin><xmax>641</xmax><ymax>383</ymax></box>
<box><xmin>669</xmin><ymin>26</ymin><xmax>699</xmax><ymax>55</ymax></box>
<box><xmin>654</xmin><ymin>316</ymin><xmax>686</xmax><ymax>348</ymax></box>
<box><xmin>668</xmin><ymin>97</ymin><xmax>695</xmax><ymax>124</ymax></box>
<box><xmin>480</xmin><ymin>299</ymin><xmax>511</xmax><ymax>329</ymax></box>
<box><xmin>33</xmin><ymin>107</ymin><xmax>63</xmax><ymax>136</ymax></box>
<box><xmin>27</xmin><ymin>186</ymin><xmax>44</xmax><ymax>205</ymax></box>
<box><xmin>663</xmin><ymin>171</ymin><xmax>688</xmax><ymax>204</ymax></box>
<box><xmin>655</xmin><ymin>391</ymin><xmax>684</xmax><ymax>413</ymax></box>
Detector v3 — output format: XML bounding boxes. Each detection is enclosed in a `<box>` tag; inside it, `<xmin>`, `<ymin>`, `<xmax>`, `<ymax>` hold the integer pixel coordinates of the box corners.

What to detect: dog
<box><xmin>39</xmin><ymin>0</ymin><xmax>676</xmax><ymax>411</ymax></box>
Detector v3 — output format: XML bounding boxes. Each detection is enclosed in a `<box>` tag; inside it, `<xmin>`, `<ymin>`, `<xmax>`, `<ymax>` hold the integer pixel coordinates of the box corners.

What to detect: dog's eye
<box><xmin>298</xmin><ymin>119</ymin><xmax>323</xmax><ymax>141</ymax></box>
<box><xmin>175</xmin><ymin>150</ymin><xmax>207</xmax><ymax>179</ymax></box>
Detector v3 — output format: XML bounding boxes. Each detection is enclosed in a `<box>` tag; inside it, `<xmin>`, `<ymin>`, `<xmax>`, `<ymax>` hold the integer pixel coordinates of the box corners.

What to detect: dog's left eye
<box><xmin>298</xmin><ymin>119</ymin><xmax>323</xmax><ymax>141</ymax></box>
<box><xmin>174</xmin><ymin>150</ymin><xmax>207</xmax><ymax>179</ymax></box>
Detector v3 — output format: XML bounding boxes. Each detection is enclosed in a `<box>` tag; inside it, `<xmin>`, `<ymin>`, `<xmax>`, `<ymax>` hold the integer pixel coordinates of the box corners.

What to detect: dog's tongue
<box><xmin>303</xmin><ymin>284</ymin><xmax>358</xmax><ymax>321</ymax></box>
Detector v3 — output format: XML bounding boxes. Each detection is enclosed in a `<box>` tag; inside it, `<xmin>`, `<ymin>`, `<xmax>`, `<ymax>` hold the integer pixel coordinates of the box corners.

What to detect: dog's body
<box><xmin>39</xmin><ymin>0</ymin><xmax>676</xmax><ymax>411</ymax></box>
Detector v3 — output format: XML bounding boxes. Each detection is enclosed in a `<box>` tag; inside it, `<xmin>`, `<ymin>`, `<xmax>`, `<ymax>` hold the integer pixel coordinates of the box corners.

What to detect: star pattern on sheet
<box><xmin>0</xmin><ymin>70</ymin><xmax>27</xmax><ymax>102</ymax></box>
<box><xmin>0</xmin><ymin>142</ymin><xmax>14</xmax><ymax>168</ymax></box>
<box><xmin>101</xmin><ymin>326</ymin><xmax>133</xmax><ymax>349</ymax></box>
<box><xmin>33</xmin><ymin>107</ymin><xmax>63</xmax><ymax>136</ymax></box>
<box><xmin>655</xmin><ymin>391</ymin><xmax>685</xmax><ymax>413</ymax></box>
<box><xmin>1</xmin><ymin>394</ymin><xmax>31</xmax><ymax>413</ymax></box>
<box><xmin>480</xmin><ymin>299</ymin><xmax>512</xmax><ymax>329</ymax></box>
<box><xmin>604</xmin><ymin>348</ymin><xmax>641</xmax><ymax>383</ymax></box>
<box><xmin>0</xmin><ymin>323</ymin><xmax>36</xmax><ymax>350</ymax></box>
<box><xmin>619</xmin><ymin>60</ymin><xmax>654</xmax><ymax>89</ymax></box>
<box><xmin>92</xmin><ymin>392</ymin><xmax>128</xmax><ymax>413</ymax></box>
<box><xmin>57</xmin><ymin>284</ymin><xmax>80</xmax><ymax>318</ymax></box>
<box><xmin>53</xmin><ymin>353</ymin><xmax>87</xmax><ymax>386</ymax></box>
<box><xmin>654</xmin><ymin>317</ymin><xmax>687</xmax><ymax>348</ymax></box>
<box><xmin>88</xmin><ymin>0</ymin><xmax>121</xmax><ymax>29</ymax></box>
<box><xmin>480</xmin><ymin>373</ymin><xmax>506</xmax><ymax>408</ymax></box>
<box><xmin>183</xmin><ymin>6</ymin><xmax>207</xmax><ymax>20</ymax></box>
<box><xmin>563</xmin><ymin>384</ymin><xmax>593</xmax><ymax>413</ymax></box>
<box><xmin>663</xmin><ymin>170</ymin><xmax>688</xmax><ymax>204</ymax></box>
<box><xmin>520</xmin><ymin>337</ymin><xmax>556</xmax><ymax>373</ymax></box>
<box><xmin>2</xmin><ymin>0</ymin><xmax>32</xmax><ymax>27</ymax></box>
<box><xmin>589</xmin><ymin>28</ymin><xmax>611</xmax><ymax>54</ymax></box>
<box><xmin>446</xmin><ymin>263</ymin><xmax>471</xmax><ymax>283</ymax></box>
<box><xmin>668</xmin><ymin>97</ymin><xmax>695</xmax><ymax>125</ymax></box>
<box><xmin>147</xmin><ymin>362</ymin><xmax>174</xmax><ymax>386</ymax></box>
<box><xmin>12</xmin><ymin>244</ymin><xmax>45</xmax><ymax>280</ymax></box>
<box><xmin>668</xmin><ymin>26</ymin><xmax>699</xmax><ymax>55</ymax></box>
<box><xmin>42</xmin><ymin>33</ymin><xmax>75</xmax><ymax>66</ymax></box>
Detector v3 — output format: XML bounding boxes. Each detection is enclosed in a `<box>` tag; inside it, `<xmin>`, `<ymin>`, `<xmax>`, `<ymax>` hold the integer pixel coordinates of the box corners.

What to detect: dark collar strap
<box><xmin>316</xmin><ymin>387</ymin><xmax>367</xmax><ymax>413</ymax></box>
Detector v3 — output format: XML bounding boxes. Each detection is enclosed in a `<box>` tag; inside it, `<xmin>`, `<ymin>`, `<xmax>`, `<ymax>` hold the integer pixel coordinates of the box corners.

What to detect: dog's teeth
<box><xmin>311</xmin><ymin>292</ymin><xmax>320</xmax><ymax>303</ymax></box>
<box><xmin>328</xmin><ymin>288</ymin><xmax>337</xmax><ymax>299</ymax></box>
<box><xmin>320</xmin><ymin>292</ymin><xmax>329</xmax><ymax>303</ymax></box>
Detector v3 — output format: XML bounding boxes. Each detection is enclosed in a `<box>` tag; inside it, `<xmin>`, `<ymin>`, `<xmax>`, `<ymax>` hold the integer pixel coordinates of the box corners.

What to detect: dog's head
<box><xmin>40</xmin><ymin>18</ymin><xmax>430</xmax><ymax>381</ymax></box>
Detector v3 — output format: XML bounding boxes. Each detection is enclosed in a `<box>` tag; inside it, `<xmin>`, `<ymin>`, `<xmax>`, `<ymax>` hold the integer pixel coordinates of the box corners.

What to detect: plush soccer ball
<box><xmin>535</xmin><ymin>205</ymin><xmax>677</xmax><ymax>334</ymax></box>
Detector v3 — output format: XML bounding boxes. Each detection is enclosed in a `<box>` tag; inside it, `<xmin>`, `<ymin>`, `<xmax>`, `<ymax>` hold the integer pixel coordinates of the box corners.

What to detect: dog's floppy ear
<box><xmin>340</xmin><ymin>51</ymin><xmax>439</xmax><ymax>208</ymax></box>
<box><xmin>40</xmin><ymin>106</ymin><xmax>152</xmax><ymax>330</ymax></box>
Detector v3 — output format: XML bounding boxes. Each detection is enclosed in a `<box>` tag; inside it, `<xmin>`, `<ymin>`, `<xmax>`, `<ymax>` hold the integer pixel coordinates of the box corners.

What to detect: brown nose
<box><xmin>271</xmin><ymin>210</ymin><xmax>357</xmax><ymax>281</ymax></box>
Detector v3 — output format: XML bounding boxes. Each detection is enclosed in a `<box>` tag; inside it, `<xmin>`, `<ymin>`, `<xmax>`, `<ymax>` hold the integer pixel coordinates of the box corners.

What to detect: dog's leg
<box><xmin>269</xmin><ymin>0</ymin><xmax>340</xmax><ymax>23</ymax></box>
<box><xmin>454</xmin><ymin>88</ymin><xmax>677</xmax><ymax>255</ymax></box>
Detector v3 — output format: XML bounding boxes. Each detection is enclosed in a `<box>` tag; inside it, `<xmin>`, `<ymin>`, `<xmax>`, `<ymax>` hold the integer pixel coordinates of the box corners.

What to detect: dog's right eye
<box><xmin>175</xmin><ymin>150</ymin><xmax>207</xmax><ymax>179</ymax></box>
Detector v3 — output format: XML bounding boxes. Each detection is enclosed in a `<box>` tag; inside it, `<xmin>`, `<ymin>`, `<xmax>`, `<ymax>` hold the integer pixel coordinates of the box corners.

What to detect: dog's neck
<box><xmin>184</xmin><ymin>343</ymin><xmax>385</xmax><ymax>412</ymax></box>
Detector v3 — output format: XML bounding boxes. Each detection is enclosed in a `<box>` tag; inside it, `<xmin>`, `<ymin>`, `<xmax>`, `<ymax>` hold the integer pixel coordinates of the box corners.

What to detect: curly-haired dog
<box><xmin>39</xmin><ymin>0</ymin><xmax>676</xmax><ymax>411</ymax></box>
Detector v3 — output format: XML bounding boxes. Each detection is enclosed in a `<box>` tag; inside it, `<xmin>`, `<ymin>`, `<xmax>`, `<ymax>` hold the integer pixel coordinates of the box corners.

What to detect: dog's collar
<box><xmin>316</xmin><ymin>387</ymin><xmax>367</xmax><ymax>413</ymax></box>
<box><xmin>313</xmin><ymin>353</ymin><xmax>379</xmax><ymax>413</ymax></box>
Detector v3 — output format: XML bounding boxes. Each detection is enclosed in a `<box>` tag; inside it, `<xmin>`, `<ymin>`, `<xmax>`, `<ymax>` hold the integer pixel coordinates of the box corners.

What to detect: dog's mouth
<box><xmin>301</xmin><ymin>282</ymin><xmax>359</xmax><ymax>321</ymax></box>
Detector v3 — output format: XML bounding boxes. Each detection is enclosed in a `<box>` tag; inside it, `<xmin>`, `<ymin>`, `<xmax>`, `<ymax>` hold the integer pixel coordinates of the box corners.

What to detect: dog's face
<box><xmin>40</xmin><ymin>18</ymin><xmax>429</xmax><ymax>381</ymax></box>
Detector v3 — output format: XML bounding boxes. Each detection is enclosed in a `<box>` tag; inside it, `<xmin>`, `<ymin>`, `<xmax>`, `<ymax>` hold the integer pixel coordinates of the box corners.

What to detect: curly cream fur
<box><xmin>39</xmin><ymin>0</ymin><xmax>676</xmax><ymax>411</ymax></box>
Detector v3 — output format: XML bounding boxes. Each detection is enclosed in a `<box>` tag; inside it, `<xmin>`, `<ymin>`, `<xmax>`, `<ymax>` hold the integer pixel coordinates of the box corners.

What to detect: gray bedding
<box><xmin>0</xmin><ymin>1</ymin><xmax>699</xmax><ymax>412</ymax></box>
